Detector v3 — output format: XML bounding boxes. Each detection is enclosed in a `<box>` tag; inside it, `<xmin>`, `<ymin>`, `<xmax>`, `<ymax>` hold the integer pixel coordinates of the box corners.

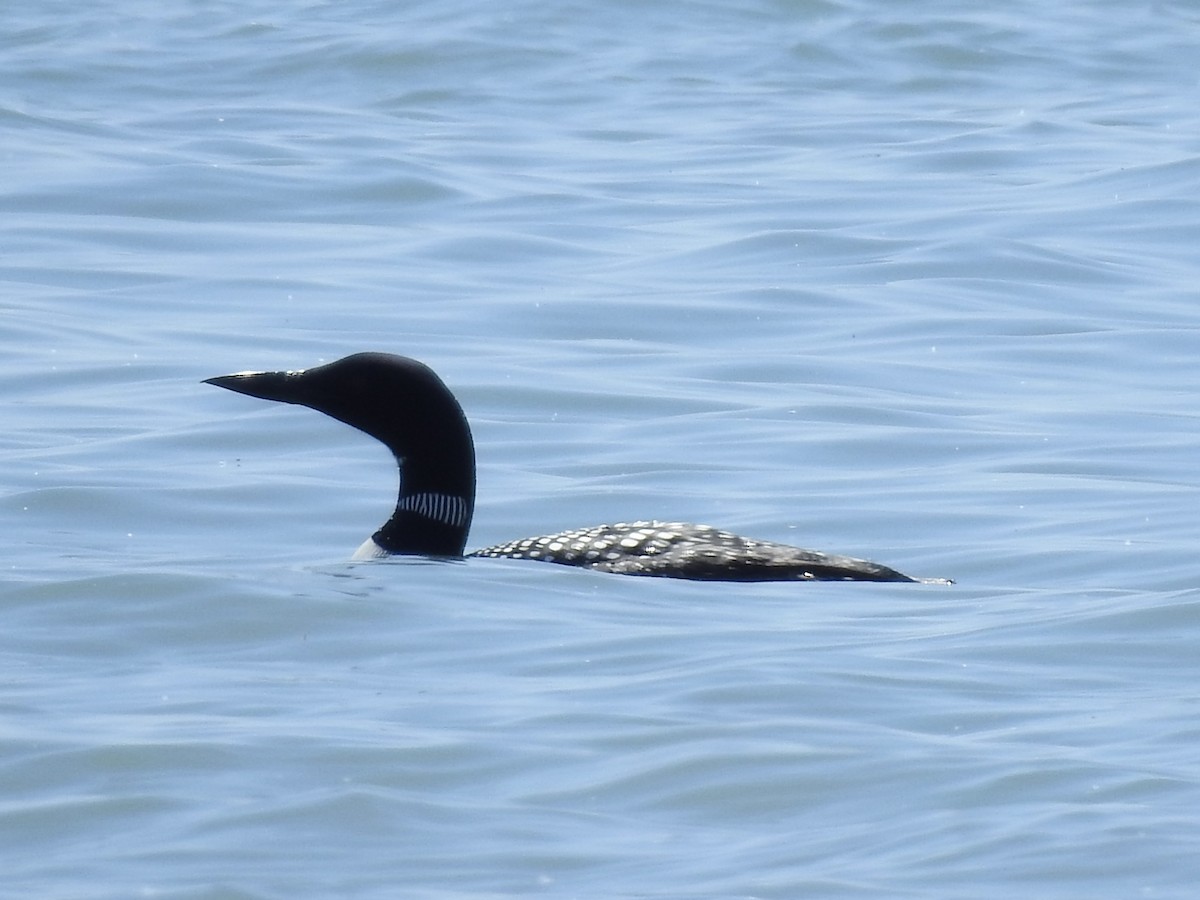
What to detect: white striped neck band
<box><xmin>397</xmin><ymin>492</ymin><xmax>469</xmax><ymax>528</ymax></box>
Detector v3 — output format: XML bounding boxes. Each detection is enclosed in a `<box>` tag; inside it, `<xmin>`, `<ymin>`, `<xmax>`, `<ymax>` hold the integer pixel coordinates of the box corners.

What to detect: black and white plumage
<box><xmin>205</xmin><ymin>352</ymin><xmax>946</xmax><ymax>584</ymax></box>
<box><xmin>469</xmin><ymin>521</ymin><xmax>923</xmax><ymax>582</ymax></box>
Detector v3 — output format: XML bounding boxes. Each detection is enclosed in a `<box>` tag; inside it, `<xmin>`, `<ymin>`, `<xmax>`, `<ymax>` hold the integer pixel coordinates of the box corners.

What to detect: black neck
<box><xmin>371</xmin><ymin>456</ymin><xmax>475</xmax><ymax>557</ymax></box>
<box><xmin>372</xmin><ymin>510</ymin><xmax>471</xmax><ymax>557</ymax></box>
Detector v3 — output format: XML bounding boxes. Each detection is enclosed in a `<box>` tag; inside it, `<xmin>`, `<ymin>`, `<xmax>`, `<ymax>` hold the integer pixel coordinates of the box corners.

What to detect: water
<box><xmin>3</xmin><ymin>0</ymin><xmax>1200</xmax><ymax>896</ymax></box>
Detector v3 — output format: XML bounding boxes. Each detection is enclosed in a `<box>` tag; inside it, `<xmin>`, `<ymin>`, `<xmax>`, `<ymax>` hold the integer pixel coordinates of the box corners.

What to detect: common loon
<box><xmin>205</xmin><ymin>352</ymin><xmax>946</xmax><ymax>583</ymax></box>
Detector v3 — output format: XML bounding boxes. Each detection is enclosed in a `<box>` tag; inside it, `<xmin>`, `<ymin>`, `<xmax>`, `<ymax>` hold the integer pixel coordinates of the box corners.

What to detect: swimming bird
<box><xmin>205</xmin><ymin>353</ymin><xmax>945</xmax><ymax>583</ymax></box>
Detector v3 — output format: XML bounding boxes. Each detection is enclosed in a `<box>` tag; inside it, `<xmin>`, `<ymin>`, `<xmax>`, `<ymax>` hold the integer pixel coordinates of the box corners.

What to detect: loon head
<box><xmin>205</xmin><ymin>352</ymin><xmax>476</xmax><ymax>557</ymax></box>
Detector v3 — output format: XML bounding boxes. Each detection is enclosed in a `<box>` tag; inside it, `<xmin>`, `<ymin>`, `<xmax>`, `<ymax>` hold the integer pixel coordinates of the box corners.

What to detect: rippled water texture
<box><xmin>3</xmin><ymin>0</ymin><xmax>1200</xmax><ymax>896</ymax></box>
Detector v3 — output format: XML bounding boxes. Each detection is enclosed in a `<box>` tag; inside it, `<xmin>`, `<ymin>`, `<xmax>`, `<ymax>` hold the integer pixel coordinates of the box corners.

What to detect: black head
<box><xmin>205</xmin><ymin>353</ymin><xmax>465</xmax><ymax>458</ymax></box>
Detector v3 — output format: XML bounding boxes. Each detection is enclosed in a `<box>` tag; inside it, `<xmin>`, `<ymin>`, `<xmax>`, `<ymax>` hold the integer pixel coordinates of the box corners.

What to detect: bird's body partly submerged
<box><xmin>205</xmin><ymin>352</ymin><xmax>948</xmax><ymax>584</ymax></box>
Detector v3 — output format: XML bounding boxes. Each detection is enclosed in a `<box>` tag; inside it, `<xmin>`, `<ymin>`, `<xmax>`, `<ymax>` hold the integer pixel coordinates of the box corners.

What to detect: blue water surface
<box><xmin>3</xmin><ymin>0</ymin><xmax>1200</xmax><ymax>896</ymax></box>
